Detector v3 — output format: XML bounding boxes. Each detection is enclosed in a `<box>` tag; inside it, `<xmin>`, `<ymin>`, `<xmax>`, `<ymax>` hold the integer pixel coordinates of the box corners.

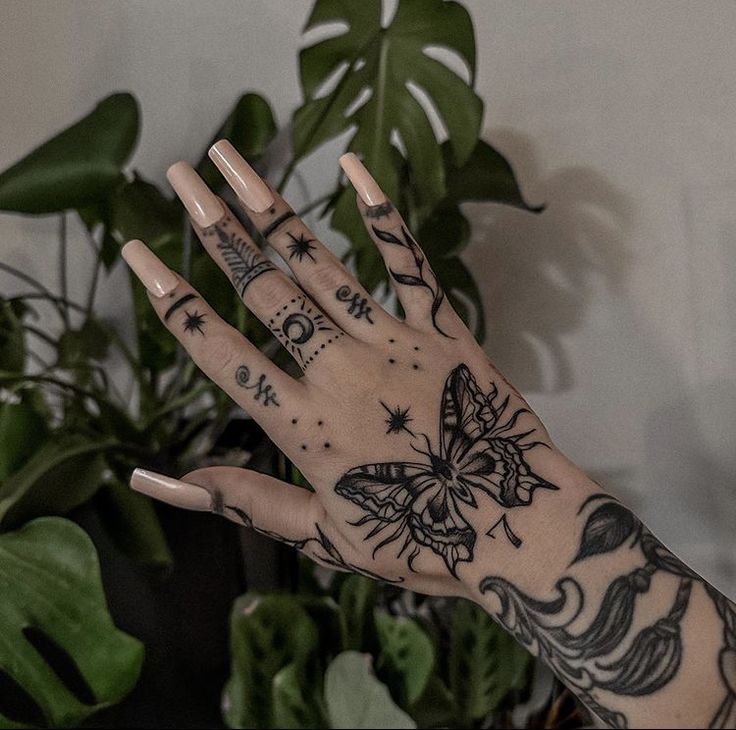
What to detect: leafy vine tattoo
<box><xmin>216</xmin><ymin>497</ymin><xmax>403</xmax><ymax>583</ymax></box>
<box><xmin>371</xmin><ymin>224</ymin><xmax>452</xmax><ymax>338</ymax></box>
<box><xmin>479</xmin><ymin>493</ymin><xmax>736</xmax><ymax>729</ymax></box>
<box><xmin>203</xmin><ymin>213</ymin><xmax>276</xmax><ymax>297</ymax></box>
<box><xmin>268</xmin><ymin>296</ymin><xmax>343</xmax><ymax>370</ymax></box>
<box><xmin>335</xmin><ymin>285</ymin><xmax>374</xmax><ymax>322</ymax></box>
<box><xmin>335</xmin><ymin>364</ymin><xmax>555</xmax><ymax>577</ymax></box>
<box><xmin>234</xmin><ymin>365</ymin><xmax>279</xmax><ymax>407</ymax></box>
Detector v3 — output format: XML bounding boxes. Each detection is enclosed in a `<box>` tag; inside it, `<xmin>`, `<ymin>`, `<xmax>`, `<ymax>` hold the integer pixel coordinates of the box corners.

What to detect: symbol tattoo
<box><xmin>286</xmin><ymin>232</ymin><xmax>317</xmax><ymax>263</ymax></box>
<box><xmin>269</xmin><ymin>296</ymin><xmax>342</xmax><ymax>369</ymax></box>
<box><xmin>380</xmin><ymin>401</ymin><xmax>415</xmax><ymax>436</ymax></box>
<box><xmin>183</xmin><ymin>309</ymin><xmax>206</xmax><ymax>335</ymax></box>
<box><xmin>235</xmin><ymin>365</ymin><xmax>280</xmax><ymax>407</ymax></box>
<box><xmin>486</xmin><ymin>513</ymin><xmax>522</xmax><ymax>548</ymax></box>
<box><xmin>203</xmin><ymin>213</ymin><xmax>276</xmax><ymax>297</ymax></box>
<box><xmin>336</xmin><ymin>364</ymin><xmax>556</xmax><ymax>577</ymax></box>
<box><xmin>335</xmin><ymin>285</ymin><xmax>374</xmax><ymax>323</ymax></box>
<box><xmin>370</xmin><ymin>224</ymin><xmax>453</xmax><ymax>338</ymax></box>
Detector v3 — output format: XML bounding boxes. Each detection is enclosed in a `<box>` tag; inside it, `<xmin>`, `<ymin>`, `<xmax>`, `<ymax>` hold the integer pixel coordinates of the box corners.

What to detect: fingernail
<box><xmin>166</xmin><ymin>161</ymin><xmax>224</xmax><ymax>227</ymax></box>
<box><xmin>121</xmin><ymin>239</ymin><xmax>178</xmax><ymax>297</ymax></box>
<box><xmin>339</xmin><ymin>152</ymin><xmax>386</xmax><ymax>206</ymax></box>
<box><xmin>130</xmin><ymin>468</ymin><xmax>212</xmax><ymax>511</ymax></box>
<box><xmin>208</xmin><ymin>140</ymin><xmax>273</xmax><ymax>212</ymax></box>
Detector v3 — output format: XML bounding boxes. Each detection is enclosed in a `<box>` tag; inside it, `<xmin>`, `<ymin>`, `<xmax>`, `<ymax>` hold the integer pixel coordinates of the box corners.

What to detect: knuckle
<box><xmin>245</xmin><ymin>274</ymin><xmax>296</xmax><ymax>312</ymax></box>
<box><xmin>309</xmin><ymin>262</ymin><xmax>346</xmax><ymax>293</ymax></box>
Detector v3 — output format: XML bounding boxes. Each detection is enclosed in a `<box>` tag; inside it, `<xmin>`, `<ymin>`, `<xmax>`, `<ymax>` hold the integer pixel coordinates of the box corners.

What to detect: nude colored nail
<box><xmin>166</xmin><ymin>161</ymin><xmax>224</xmax><ymax>227</ymax></box>
<box><xmin>339</xmin><ymin>152</ymin><xmax>387</xmax><ymax>206</ymax></box>
<box><xmin>130</xmin><ymin>468</ymin><xmax>212</xmax><ymax>511</ymax></box>
<box><xmin>121</xmin><ymin>239</ymin><xmax>178</xmax><ymax>297</ymax></box>
<box><xmin>208</xmin><ymin>140</ymin><xmax>273</xmax><ymax>212</ymax></box>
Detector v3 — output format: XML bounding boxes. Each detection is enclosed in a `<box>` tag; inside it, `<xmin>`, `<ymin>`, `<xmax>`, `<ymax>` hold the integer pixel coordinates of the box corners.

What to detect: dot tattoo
<box><xmin>335</xmin><ymin>285</ymin><xmax>374</xmax><ymax>323</ymax></box>
<box><xmin>286</xmin><ymin>232</ymin><xmax>317</xmax><ymax>263</ymax></box>
<box><xmin>269</xmin><ymin>296</ymin><xmax>342</xmax><ymax>369</ymax></box>
<box><xmin>183</xmin><ymin>309</ymin><xmax>206</xmax><ymax>335</ymax></box>
<box><xmin>234</xmin><ymin>365</ymin><xmax>280</xmax><ymax>407</ymax></box>
<box><xmin>380</xmin><ymin>401</ymin><xmax>415</xmax><ymax>436</ymax></box>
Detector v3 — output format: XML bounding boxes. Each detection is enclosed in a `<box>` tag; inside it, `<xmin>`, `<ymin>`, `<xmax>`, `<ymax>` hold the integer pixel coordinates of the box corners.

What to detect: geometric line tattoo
<box><xmin>335</xmin><ymin>363</ymin><xmax>556</xmax><ymax>577</ymax></box>
<box><xmin>268</xmin><ymin>295</ymin><xmax>343</xmax><ymax>370</ymax></box>
<box><xmin>235</xmin><ymin>365</ymin><xmax>279</xmax><ymax>407</ymax></box>
<box><xmin>164</xmin><ymin>292</ymin><xmax>196</xmax><ymax>322</ymax></box>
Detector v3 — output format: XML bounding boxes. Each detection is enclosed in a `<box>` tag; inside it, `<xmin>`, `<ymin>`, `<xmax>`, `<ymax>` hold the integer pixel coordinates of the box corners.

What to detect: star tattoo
<box><xmin>286</xmin><ymin>232</ymin><xmax>317</xmax><ymax>263</ymax></box>
<box><xmin>380</xmin><ymin>401</ymin><xmax>415</xmax><ymax>436</ymax></box>
<box><xmin>183</xmin><ymin>309</ymin><xmax>206</xmax><ymax>335</ymax></box>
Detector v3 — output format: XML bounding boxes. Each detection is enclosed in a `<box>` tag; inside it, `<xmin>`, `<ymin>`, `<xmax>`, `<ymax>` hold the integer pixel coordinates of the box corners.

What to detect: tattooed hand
<box><xmin>123</xmin><ymin>143</ymin><xmax>558</xmax><ymax>596</ymax></box>
<box><xmin>123</xmin><ymin>143</ymin><xmax>736</xmax><ymax>728</ymax></box>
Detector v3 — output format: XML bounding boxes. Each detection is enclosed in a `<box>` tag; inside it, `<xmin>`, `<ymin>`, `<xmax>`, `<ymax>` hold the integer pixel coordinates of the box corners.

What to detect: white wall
<box><xmin>1</xmin><ymin>1</ymin><xmax>734</xmax><ymax>594</ymax></box>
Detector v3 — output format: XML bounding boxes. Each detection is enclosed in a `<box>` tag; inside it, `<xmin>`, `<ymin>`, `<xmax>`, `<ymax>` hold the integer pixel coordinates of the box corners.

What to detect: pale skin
<box><xmin>122</xmin><ymin>144</ymin><xmax>736</xmax><ymax>729</ymax></box>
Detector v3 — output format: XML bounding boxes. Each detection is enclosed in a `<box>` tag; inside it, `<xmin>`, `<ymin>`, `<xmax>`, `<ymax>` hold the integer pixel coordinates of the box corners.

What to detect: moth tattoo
<box><xmin>335</xmin><ymin>364</ymin><xmax>556</xmax><ymax>577</ymax></box>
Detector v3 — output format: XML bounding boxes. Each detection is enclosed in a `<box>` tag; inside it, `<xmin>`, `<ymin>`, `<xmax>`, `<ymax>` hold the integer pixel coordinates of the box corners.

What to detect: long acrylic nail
<box><xmin>166</xmin><ymin>161</ymin><xmax>224</xmax><ymax>227</ymax></box>
<box><xmin>130</xmin><ymin>468</ymin><xmax>212</xmax><ymax>511</ymax></box>
<box><xmin>121</xmin><ymin>239</ymin><xmax>178</xmax><ymax>297</ymax></box>
<box><xmin>208</xmin><ymin>140</ymin><xmax>273</xmax><ymax>212</ymax></box>
<box><xmin>339</xmin><ymin>152</ymin><xmax>386</xmax><ymax>206</ymax></box>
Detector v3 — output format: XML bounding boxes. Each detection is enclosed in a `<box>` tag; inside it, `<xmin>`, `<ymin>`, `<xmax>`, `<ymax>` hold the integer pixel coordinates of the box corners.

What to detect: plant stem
<box><xmin>83</xmin><ymin>226</ymin><xmax>102</xmax><ymax>316</ymax></box>
<box><xmin>12</xmin><ymin>292</ymin><xmax>85</xmax><ymax>315</ymax></box>
<box><xmin>58</xmin><ymin>212</ymin><xmax>71</xmax><ymax>328</ymax></box>
<box><xmin>0</xmin><ymin>263</ymin><xmax>68</xmax><ymax>322</ymax></box>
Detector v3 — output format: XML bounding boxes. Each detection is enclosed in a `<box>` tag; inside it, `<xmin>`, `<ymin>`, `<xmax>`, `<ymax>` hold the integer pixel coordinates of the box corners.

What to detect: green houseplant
<box><xmin>0</xmin><ymin>1</ymin><xmax>585</xmax><ymax>727</ymax></box>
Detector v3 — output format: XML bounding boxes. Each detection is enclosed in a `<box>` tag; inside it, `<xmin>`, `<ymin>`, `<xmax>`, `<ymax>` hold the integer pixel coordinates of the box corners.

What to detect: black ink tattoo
<box><xmin>335</xmin><ymin>364</ymin><xmax>555</xmax><ymax>577</ymax></box>
<box><xmin>487</xmin><ymin>513</ymin><xmax>522</xmax><ymax>548</ymax></box>
<box><xmin>371</xmin><ymin>224</ymin><xmax>453</xmax><ymax>338</ymax></box>
<box><xmin>164</xmin><ymin>293</ymin><xmax>196</xmax><ymax>322</ymax></box>
<box><xmin>479</xmin><ymin>493</ymin><xmax>736</xmax><ymax>729</ymax></box>
<box><xmin>203</xmin><ymin>214</ymin><xmax>276</xmax><ymax>297</ymax></box>
<box><xmin>269</xmin><ymin>296</ymin><xmax>342</xmax><ymax>369</ymax></box>
<box><xmin>262</xmin><ymin>211</ymin><xmax>296</xmax><ymax>239</ymax></box>
<box><xmin>380</xmin><ymin>401</ymin><xmax>415</xmax><ymax>436</ymax></box>
<box><xmin>183</xmin><ymin>309</ymin><xmax>206</xmax><ymax>335</ymax></box>
<box><xmin>286</xmin><ymin>232</ymin><xmax>317</xmax><ymax>263</ymax></box>
<box><xmin>364</xmin><ymin>201</ymin><xmax>394</xmax><ymax>219</ymax></box>
<box><xmin>219</xmin><ymin>500</ymin><xmax>403</xmax><ymax>583</ymax></box>
<box><xmin>335</xmin><ymin>285</ymin><xmax>374</xmax><ymax>322</ymax></box>
<box><xmin>234</xmin><ymin>365</ymin><xmax>279</xmax><ymax>407</ymax></box>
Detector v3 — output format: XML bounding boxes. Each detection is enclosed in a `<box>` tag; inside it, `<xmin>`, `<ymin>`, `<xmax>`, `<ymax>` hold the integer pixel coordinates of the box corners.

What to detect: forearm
<box><xmin>465</xmin><ymin>449</ymin><xmax>736</xmax><ymax>729</ymax></box>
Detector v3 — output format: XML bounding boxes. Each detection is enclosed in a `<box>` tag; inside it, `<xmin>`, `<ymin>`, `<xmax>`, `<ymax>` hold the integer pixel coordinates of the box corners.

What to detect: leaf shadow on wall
<box><xmin>461</xmin><ymin>128</ymin><xmax>635</xmax><ymax>393</ymax></box>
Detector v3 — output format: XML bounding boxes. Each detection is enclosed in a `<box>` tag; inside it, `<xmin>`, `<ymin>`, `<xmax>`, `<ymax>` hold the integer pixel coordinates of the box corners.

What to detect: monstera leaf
<box><xmin>295</xmin><ymin>0</ymin><xmax>482</xmax><ymax>291</ymax></box>
<box><xmin>0</xmin><ymin>518</ymin><xmax>143</xmax><ymax>728</ymax></box>
<box><xmin>0</xmin><ymin>93</ymin><xmax>139</xmax><ymax>214</ymax></box>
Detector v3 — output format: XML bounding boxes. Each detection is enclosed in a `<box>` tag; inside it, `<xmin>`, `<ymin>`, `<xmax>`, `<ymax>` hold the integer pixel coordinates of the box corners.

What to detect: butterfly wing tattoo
<box><xmin>335</xmin><ymin>364</ymin><xmax>558</xmax><ymax>577</ymax></box>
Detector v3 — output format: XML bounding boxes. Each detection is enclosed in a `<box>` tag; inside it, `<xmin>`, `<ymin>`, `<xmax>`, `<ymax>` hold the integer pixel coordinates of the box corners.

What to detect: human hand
<box><xmin>123</xmin><ymin>142</ymin><xmax>564</xmax><ymax>598</ymax></box>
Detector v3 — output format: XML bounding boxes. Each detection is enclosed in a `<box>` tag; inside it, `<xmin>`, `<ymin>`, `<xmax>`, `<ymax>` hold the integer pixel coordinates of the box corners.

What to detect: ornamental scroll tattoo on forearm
<box><xmin>334</xmin><ymin>364</ymin><xmax>557</xmax><ymax>577</ymax></box>
<box><xmin>478</xmin><ymin>493</ymin><xmax>736</xmax><ymax>729</ymax></box>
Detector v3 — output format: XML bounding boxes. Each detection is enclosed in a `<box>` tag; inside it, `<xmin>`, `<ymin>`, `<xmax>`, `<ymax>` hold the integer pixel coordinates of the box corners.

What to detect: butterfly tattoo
<box><xmin>335</xmin><ymin>364</ymin><xmax>557</xmax><ymax>577</ymax></box>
